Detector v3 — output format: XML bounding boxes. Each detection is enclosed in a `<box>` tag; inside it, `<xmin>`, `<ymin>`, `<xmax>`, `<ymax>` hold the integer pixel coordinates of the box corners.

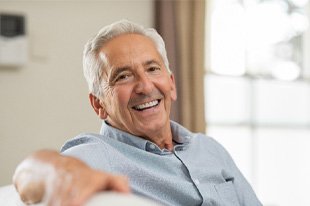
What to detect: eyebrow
<box><xmin>108</xmin><ymin>59</ymin><xmax>162</xmax><ymax>83</ymax></box>
<box><xmin>143</xmin><ymin>59</ymin><xmax>161</xmax><ymax>67</ymax></box>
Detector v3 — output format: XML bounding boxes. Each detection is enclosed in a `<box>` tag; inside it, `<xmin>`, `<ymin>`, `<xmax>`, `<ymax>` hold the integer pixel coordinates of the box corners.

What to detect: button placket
<box><xmin>149</xmin><ymin>144</ymin><xmax>156</xmax><ymax>150</ymax></box>
<box><xmin>194</xmin><ymin>179</ymin><xmax>200</xmax><ymax>185</ymax></box>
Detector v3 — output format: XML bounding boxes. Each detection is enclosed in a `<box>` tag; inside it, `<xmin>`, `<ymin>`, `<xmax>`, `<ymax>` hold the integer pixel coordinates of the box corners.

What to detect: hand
<box><xmin>13</xmin><ymin>150</ymin><xmax>130</xmax><ymax>206</ymax></box>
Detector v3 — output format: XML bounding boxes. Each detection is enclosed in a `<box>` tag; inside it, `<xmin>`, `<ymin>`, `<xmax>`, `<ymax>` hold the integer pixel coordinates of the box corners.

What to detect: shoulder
<box><xmin>191</xmin><ymin>132</ymin><xmax>222</xmax><ymax>149</ymax></box>
<box><xmin>60</xmin><ymin>133</ymin><xmax>104</xmax><ymax>152</ymax></box>
<box><xmin>60</xmin><ymin>133</ymin><xmax>114</xmax><ymax>171</ymax></box>
<box><xmin>191</xmin><ymin>132</ymin><xmax>234</xmax><ymax>163</ymax></box>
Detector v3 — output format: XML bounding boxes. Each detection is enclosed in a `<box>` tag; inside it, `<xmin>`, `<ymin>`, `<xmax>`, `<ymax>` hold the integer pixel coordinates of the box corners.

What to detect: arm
<box><xmin>13</xmin><ymin>150</ymin><xmax>130</xmax><ymax>206</ymax></box>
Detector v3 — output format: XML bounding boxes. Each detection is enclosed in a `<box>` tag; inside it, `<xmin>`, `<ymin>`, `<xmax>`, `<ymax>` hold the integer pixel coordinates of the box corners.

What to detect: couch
<box><xmin>0</xmin><ymin>184</ymin><xmax>161</xmax><ymax>206</ymax></box>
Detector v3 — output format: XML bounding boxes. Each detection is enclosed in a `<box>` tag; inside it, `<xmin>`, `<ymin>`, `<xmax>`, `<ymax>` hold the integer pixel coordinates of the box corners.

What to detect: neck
<box><xmin>144</xmin><ymin>125</ymin><xmax>174</xmax><ymax>151</ymax></box>
<box><xmin>105</xmin><ymin>120</ymin><xmax>174</xmax><ymax>150</ymax></box>
<box><xmin>154</xmin><ymin>136</ymin><xmax>174</xmax><ymax>151</ymax></box>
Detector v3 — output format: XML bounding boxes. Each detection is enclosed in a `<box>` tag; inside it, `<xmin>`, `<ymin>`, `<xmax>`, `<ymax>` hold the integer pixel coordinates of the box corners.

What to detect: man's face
<box><xmin>98</xmin><ymin>34</ymin><xmax>177</xmax><ymax>139</ymax></box>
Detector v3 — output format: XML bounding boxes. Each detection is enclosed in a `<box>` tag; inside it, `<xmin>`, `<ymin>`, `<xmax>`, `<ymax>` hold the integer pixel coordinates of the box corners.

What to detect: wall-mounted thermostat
<box><xmin>0</xmin><ymin>13</ymin><xmax>27</xmax><ymax>66</ymax></box>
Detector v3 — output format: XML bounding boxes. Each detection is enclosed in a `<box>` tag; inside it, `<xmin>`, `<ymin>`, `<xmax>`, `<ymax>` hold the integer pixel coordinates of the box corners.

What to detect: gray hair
<box><xmin>83</xmin><ymin>20</ymin><xmax>171</xmax><ymax>99</ymax></box>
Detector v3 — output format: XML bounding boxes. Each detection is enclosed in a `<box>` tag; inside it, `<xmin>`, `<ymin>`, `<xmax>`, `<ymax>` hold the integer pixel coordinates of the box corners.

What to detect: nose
<box><xmin>134</xmin><ymin>73</ymin><xmax>154</xmax><ymax>94</ymax></box>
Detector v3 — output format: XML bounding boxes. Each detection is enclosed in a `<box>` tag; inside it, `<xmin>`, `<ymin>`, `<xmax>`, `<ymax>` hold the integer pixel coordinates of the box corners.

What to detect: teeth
<box><xmin>134</xmin><ymin>100</ymin><xmax>159</xmax><ymax>110</ymax></box>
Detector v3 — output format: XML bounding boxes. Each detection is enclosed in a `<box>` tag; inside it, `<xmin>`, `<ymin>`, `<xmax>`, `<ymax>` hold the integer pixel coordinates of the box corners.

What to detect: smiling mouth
<box><xmin>132</xmin><ymin>99</ymin><xmax>161</xmax><ymax>111</ymax></box>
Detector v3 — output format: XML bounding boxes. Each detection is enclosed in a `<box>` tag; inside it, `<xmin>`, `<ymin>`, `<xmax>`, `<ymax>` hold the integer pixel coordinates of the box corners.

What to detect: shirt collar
<box><xmin>99</xmin><ymin>120</ymin><xmax>193</xmax><ymax>154</ymax></box>
<box><xmin>100</xmin><ymin>121</ymin><xmax>148</xmax><ymax>150</ymax></box>
<box><xmin>170</xmin><ymin>121</ymin><xmax>192</xmax><ymax>144</ymax></box>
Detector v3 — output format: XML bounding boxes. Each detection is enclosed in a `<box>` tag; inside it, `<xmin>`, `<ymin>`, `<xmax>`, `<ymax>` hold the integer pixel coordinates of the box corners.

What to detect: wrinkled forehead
<box><xmin>99</xmin><ymin>34</ymin><xmax>164</xmax><ymax>69</ymax></box>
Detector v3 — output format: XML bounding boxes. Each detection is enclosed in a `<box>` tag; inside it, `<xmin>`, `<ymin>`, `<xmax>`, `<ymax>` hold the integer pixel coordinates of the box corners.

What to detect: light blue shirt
<box><xmin>61</xmin><ymin>121</ymin><xmax>262</xmax><ymax>206</ymax></box>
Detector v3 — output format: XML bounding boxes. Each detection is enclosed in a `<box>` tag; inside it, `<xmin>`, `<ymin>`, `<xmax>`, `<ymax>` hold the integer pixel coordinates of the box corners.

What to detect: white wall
<box><xmin>0</xmin><ymin>0</ymin><xmax>154</xmax><ymax>185</ymax></box>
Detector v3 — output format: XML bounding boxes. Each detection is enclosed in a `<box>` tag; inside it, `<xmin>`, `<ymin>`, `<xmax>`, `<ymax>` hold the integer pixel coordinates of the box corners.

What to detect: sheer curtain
<box><xmin>155</xmin><ymin>0</ymin><xmax>206</xmax><ymax>132</ymax></box>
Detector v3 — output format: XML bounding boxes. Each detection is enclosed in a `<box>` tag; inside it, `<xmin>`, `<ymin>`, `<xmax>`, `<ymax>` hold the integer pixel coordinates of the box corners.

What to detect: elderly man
<box><xmin>13</xmin><ymin>20</ymin><xmax>262</xmax><ymax>206</ymax></box>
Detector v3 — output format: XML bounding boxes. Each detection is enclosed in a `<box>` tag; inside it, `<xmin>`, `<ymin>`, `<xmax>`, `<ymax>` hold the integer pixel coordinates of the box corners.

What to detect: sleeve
<box><xmin>60</xmin><ymin>134</ymin><xmax>113</xmax><ymax>173</ymax></box>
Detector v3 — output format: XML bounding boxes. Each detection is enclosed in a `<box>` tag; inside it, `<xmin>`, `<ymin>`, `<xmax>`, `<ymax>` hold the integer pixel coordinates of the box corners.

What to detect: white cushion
<box><xmin>0</xmin><ymin>185</ymin><xmax>162</xmax><ymax>206</ymax></box>
<box><xmin>0</xmin><ymin>185</ymin><xmax>39</xmax><ymax>206</ymax></box>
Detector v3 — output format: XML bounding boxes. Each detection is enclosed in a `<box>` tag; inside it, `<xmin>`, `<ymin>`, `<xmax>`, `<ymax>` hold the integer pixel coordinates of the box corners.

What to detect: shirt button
<box><xmin>176</xmin><ymin>147</ymin><xmax>182</xmax><ymax>151</ymax></box>
<box><xmin>149</xmin><ymin>144</ymin><xmax>156</xmax><ymax>150</ymax></box>
<box><xmin>194</xmin><ymin>179</ymin><xmax>200</xmax><ymax>185</ymax></box>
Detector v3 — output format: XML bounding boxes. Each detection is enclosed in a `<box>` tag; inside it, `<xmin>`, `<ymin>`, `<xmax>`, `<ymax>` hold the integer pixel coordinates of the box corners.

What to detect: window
<box><xmin>205</xmin><ymin>0</ymin><xmax>310</xmax><ymax>205</ymax></box>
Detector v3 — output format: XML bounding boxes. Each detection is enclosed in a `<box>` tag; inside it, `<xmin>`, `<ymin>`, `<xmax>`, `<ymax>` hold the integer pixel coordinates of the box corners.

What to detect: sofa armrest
<box><xmin>0</xmin><ymin>185</ymin><xmax>42</xmax><ymax>206</ymax></box>
<box><xmin>0</xmin><ymin>185</ymin><xmax>161</xmax><ymax>206</ymax></box>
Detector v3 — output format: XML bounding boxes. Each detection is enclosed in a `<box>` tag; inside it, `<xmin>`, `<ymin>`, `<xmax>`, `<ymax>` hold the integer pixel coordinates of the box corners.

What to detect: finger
<box><xmin>47</xmin><ymin>171</ymin><xmax>73</xmax><ymax>206</ymax></box>
<box><xmin>106</xmin><ymin>175</ymin><xmax>130</xmax><ymax>193</ymax></box>
<box><xmin>69</xmin><ymin>174</ymin><xmax>130</xmax><ymax>206</ymax></box>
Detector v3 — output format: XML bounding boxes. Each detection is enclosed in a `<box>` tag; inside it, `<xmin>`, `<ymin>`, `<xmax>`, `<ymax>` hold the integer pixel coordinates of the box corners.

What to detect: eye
<box><xmin>148</xmin><ymin>66</ymin><xmax>160</xmax><ymax>72</ymax></box>
<box><xmin>114</xmin><ymin>72</ymin><xmax>132</xmax><ymax>83</ymax></box>
<box><xmin>118</xmin><ymin>74</ymin><xmax>129</xmax><ymax>80</ymax></box>
<box><xmin>116</xmin><ymin>74</ymin><xmax>129</xmax><ymax>81</ymax></box>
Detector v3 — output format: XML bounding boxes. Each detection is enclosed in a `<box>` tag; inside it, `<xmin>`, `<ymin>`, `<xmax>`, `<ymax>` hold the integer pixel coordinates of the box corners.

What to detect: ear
<box><xmin>89</xmin><ymin>94</ymin><xmax>108</xmax><ymax>119</ymax></box>
<box><xmin>170</xmin><ymin>74</ymin><xmax>177</xmax><ymax>101</ymax></box>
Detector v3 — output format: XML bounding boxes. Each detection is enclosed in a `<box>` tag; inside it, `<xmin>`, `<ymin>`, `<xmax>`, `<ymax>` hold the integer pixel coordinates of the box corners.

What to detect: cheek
<box><xmin>113</xmin><ymin>87</ymin><xmax>132</xmax><ymax>108</ymax></box>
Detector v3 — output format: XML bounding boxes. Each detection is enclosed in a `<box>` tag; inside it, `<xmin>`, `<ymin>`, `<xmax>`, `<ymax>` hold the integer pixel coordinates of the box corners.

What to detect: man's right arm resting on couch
<box><xmin>13</xmin><ymin>150</ymin><xmax>130</xmax><ymax>206</ymax></box>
